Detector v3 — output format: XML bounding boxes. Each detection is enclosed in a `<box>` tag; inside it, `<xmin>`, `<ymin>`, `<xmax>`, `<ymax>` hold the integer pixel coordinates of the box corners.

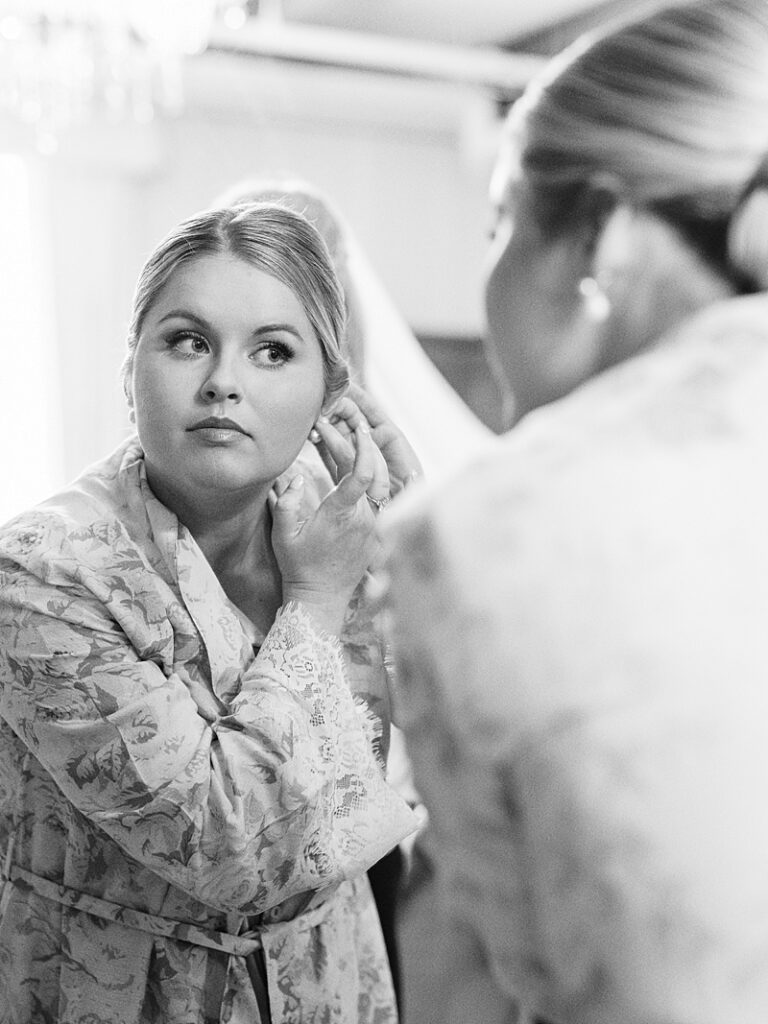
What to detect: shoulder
<box><xmin>0</xmin><ymin>436</ymin><xmax>146</xmax><ymax>584</ymax></box>
<box><xmin>382</xmin><ymin>294</ymin><xmax>768</xmax><ymax>727</ymax></box>
<box><xmin>387</xmin><ymin>293</ymin><xmax>768</xmax><ymax>554</ymax></box>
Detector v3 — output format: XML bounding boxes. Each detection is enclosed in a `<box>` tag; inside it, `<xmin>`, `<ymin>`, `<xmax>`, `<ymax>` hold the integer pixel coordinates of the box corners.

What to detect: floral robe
<box><xmin>384</xmin><ymin>295</ymin><xmax>768</xmax><ymax>1024</ymax></box>
<box><xmin>0</xmin><ymin>436</ymin><xmax>417</xmax><ymax>1024</ymax></box>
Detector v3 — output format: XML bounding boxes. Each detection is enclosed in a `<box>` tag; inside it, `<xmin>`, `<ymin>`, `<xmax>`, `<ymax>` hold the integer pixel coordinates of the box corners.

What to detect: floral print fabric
<box><xmin>0</xmin><ymin>436</ymin><xmax>416</xmax><ymax>1023</ymax></box>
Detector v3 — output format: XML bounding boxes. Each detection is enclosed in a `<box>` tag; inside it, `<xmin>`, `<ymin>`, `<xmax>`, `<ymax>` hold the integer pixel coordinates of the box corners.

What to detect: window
<box><xmin>0</xmin><ymin>154</ymin><xmax>63</xmax><ymax>524</ymax></box>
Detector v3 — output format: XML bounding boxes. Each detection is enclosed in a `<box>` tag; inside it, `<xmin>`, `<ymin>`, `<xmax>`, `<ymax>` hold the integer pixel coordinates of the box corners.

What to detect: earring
<box><xmin>578</xmin><ymin>276</ymin><xmax>611</xmax><ymax>323</ymax></box>
<box><xmin>308</xmin><ymin>428</ymin><xmax>321</xmax><ymax>444</ymax></box>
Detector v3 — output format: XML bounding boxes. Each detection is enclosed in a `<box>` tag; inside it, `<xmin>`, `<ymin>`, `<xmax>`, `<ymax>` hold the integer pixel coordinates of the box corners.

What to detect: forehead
<box><xmin>154</xmin><ymin>254</ymin><xmax>306</xmax><ymax>315</ymax></box>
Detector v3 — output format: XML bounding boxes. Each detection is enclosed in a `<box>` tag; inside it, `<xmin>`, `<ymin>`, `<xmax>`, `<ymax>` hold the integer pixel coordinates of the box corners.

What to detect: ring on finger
<box><xmin>366</xmin><ymin>492</ymin><xmax>391</xmax><ymax>513</ymax></box>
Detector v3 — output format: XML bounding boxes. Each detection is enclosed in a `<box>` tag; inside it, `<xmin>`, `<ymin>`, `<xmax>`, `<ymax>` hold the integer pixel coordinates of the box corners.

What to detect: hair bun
<box><xmin>727</xmin><ymin>156</ymin><xmax>768</xmax><ymax>291</ymax></box>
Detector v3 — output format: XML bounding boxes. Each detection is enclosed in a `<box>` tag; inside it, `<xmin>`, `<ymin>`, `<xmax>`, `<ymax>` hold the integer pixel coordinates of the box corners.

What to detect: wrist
<box><xmin>282</xmin><ymin>586</ymin><xmax>350</xmax><ymax>636</ymax></box>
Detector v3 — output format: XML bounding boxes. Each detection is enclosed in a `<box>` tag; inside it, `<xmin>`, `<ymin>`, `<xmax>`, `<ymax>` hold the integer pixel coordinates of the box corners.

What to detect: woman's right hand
<box><xmin>268</xmin><ymin>422</ymin><xmax>389</xmax><ymax>636</ymax></box>
<box><xmin>325</xmin><ymin>383</ymin><xmax>423</xmax><ymax>495</ymax></box>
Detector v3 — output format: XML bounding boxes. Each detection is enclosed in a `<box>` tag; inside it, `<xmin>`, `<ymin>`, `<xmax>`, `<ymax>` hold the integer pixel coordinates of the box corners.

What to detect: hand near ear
<box><xmin>326</xmin><ymin>383</ymin><xmax>423</xmax><ymax>495</ymax></box>
<box><xmin>269</xmin><ymin>423</ymin><xmax>383</xmax><ymax>635</ymax></box>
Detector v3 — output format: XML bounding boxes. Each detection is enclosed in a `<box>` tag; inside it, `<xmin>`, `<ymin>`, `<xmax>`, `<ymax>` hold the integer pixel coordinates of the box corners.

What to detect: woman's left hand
<box><xmin>318</xmin><ymin>383</ymin><xmax>423</xmax><ymax>496</ymax></box>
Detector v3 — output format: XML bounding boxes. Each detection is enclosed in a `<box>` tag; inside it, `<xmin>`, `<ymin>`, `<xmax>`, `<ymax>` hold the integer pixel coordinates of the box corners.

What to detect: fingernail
<box><xmin>290</xmin><ymin>474</ymin><xmax>304</xmax><ymax>489</ymax></box>
<box><xmin>357</xmin><ymin>422</ymin><xmax>370</xmax><ymax>434</ymax></box>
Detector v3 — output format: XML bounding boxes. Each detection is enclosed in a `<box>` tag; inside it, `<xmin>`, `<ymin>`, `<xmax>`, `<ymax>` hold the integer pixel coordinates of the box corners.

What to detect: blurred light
<box><xmin>223</xmin><ymin>5</ymin><xmax>248</xmax><ymax>31</ymax></box>
<box><xmin>0</xmin><ymin>0</ymin><xmax>250</xmax><ymax>152</ymax></box>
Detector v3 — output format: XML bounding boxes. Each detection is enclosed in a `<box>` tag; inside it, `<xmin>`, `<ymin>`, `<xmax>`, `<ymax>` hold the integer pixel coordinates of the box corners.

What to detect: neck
<box><xmin>185</xmin><ymin>494</ymin><xmax>283</xmax><ymax>633</ymax></box>
<box><xmin>145</xmin><ymin>466</ymin><xmax>283</xmax><ymax>632</ymax></box>
<box><xmin>596</xmin><ymin>212</ymin><xmax>737</xmax><ymax>373</ymax></box>
<box><xmin>146</xmin><ymin>466</ymin><xmax>274</xmax><ymax>573</ymax></box>
<box><xmin>189</xmin><ymin>501</ymin><xmax>273</xmax><ymax>579</ymax></box>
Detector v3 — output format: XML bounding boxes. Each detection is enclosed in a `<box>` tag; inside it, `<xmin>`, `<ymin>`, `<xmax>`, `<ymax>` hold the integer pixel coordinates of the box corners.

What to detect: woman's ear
<box><xmin>320</xmin><ymin>383</ymin><xmax>348</xmax><ymax>418</ymax></box>
<box><xmin>125</xmin><ymin>381</ymin><xmax>136</xmax><ymax>423</ymax></box>
<box><xmin>529</xmin><ymin>178</ymin><xmax>622</xmax><ymax>308</ymax></box>
<box><xmin>120</xmin><ymin>351</ymin><xmax>136</xmax><ymax>421</ymax></box>
<box><xmin>578</xmin><ymin>176</ymin><xmax>622</xmax><ymax>263</ymax></box>
<box><xmin>555</xmin><ymin>175</ymin><xmax>621</xmax><ymax>292</ymax></box>
<box><xmin>575</xmin><ymin>186</ymin><xmax>638</xmax><ymax>330</ymax></box>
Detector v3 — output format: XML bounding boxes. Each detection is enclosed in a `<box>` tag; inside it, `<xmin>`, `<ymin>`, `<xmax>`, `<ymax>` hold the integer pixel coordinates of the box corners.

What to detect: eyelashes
<box><xmin>261</xmin><ymin>340</ymin><xmax>293</xmax><ymax>365</ymax></box>
<box><xmin>163</xmin><ymin>331</ymin><xmax>295</xmax><ymax>366</ymax></box>
<box><xmin>165</xmin><ymin>330</ymin><xmax>208</xmax><ymax>358</ymax></box>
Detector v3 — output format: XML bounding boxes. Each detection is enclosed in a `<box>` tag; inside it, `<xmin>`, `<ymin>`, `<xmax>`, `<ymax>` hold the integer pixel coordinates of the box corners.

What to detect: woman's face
<box><xmin>130</xmin><ymin>253</ymin><xmax>326</xmax><ymax>509</ymax></box>
<box><xmin>483</xmin><ymin>148</ymin><xmax>601</xmax><ymax>424</ymax></box>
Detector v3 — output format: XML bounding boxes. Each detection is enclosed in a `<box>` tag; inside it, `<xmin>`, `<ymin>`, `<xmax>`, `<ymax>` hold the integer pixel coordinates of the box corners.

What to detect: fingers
<box><xmin>325</xmin><ymin>396</ymin><xmax>367</xmax><ymax>444</ymax></box>
<box><xmin>343</xmin><ymin>383</ymin><xmax>388</xmax><ymax>429</ymax></box>
<box><xmin>334</xmin><ymin>386</ymin><xmax>423</xmax><ymax>493</ymax></box>
<box><xmin>313</xmin><ymin>417</ymin><xmax>356</xmax><ymax>480</ymax></box>
<box><xmin>332</xmin><ymin>423</ymin><xmax>378</xmax><ymax>508</ymax></box>
<box><xmin>315</xmin><ymin>415</ymin><xmax>388</xmax><ymax>501</ymax></box>
<box><xmin>269</xmin><ymin>474</ymin><xmax>306</xmax><ymax>539</ymax></box>
<box><xmin>366</xmin><ymin>433</ymin><xmax>390</xmax><ymax>502</ymax></box>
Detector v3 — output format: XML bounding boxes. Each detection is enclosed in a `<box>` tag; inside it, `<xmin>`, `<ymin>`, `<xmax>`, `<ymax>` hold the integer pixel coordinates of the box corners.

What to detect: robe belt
<box><xmin>2</xmin><ymin>863</ymin><xmax>264</xmax><ymax>956</ymax></box>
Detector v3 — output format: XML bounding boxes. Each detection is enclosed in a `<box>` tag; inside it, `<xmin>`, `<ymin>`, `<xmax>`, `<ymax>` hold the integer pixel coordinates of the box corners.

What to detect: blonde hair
<box><xmin>507</xmin><ymin>0</ymin><xmax>768</xmax><ymax>289</ymax></box>
<box><xmin>215</xmin><ymin>178</ymin><xmax>348</xmax><ymax>269</ymax></box>
<box><xmin>123</xmin><ymin>202</ymin><xmax>349</xmax><ymax>404</ymax></box>
<box><xmin>214</xmin><ymin>178</ymin><xmax>367</xmax><ymax>382</ymax></box>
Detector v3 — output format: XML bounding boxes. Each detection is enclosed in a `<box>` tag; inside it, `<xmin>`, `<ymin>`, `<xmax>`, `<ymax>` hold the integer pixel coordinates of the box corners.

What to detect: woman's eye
<box><xmin>253</xmin><ymin>341</ymin><xmax>293</xmax><ymax>366</ymax></box>
<box><xmin>168</xmin><ymin>331</ymin><xmax>209</xmax><ymax>357</ymax></box>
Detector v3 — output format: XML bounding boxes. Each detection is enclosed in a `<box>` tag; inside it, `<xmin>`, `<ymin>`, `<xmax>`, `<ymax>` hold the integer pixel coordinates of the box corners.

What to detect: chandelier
<box><xmin>0</xmin><ymin>0</ymin><xmax>249</xmax><ymax>153</ymax></box>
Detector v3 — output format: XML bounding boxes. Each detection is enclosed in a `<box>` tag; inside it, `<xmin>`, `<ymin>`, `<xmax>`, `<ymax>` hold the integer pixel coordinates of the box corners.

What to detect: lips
<box><xmin>188</xmin><ymin>416</ymin><xmax>250</xmax><ymax>436</ymax></box>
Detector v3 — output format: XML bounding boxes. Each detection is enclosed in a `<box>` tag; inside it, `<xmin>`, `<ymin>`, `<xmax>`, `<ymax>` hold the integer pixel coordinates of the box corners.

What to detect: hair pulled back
<box><xmin>123</xmin><ymin>202</ymin><xmax>349</xmax><ymax>404</ymax></box>
<box><xmin>508</xmin><ymin>0</ymin><xmax>768</xmax><ymax>290</ymax></box>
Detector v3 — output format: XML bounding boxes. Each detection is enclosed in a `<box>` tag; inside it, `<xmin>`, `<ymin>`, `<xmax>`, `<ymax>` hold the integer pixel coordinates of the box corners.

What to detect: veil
<box><xmin>343</xmin><ymin>231</ymin><xmax>495</xmax><ymax>478</ymax></box>
<box><xmin>213</xmin><ymin>177</ymin><xmax>495</xmax><ymax>479</ymax></box>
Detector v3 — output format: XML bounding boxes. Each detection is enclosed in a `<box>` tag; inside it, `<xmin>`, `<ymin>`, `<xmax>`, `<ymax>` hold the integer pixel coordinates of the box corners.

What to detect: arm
<box><xmin>0</xmin><ymin>541</ymin><xmax>416</xmax><ymax>915</ymax></box>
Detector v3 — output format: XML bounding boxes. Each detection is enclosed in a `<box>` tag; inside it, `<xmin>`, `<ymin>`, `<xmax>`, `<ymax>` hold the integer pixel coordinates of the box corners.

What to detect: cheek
<box><xmin>262</xmin><ymin>373</ymin><xmax>325</xmax><ymax>438</ymax></box>
<box><xmin>130</xmin><ymin>357</ymin><xmax>183</xmax><ymax>439</ymax></box>
<box><xmin>484</xmin><ymin>257</ymin><xmax>507</xmax><ymax>337</ymax></box>
<box><xmin>484</xmin><ymin>245</ymin><xmax>520</xmax><ymax>375</ymax></box>
<box><xmin>294</xmin><ymin>380</ymin><xmax>326</xmax><ymax>429</ymax></box>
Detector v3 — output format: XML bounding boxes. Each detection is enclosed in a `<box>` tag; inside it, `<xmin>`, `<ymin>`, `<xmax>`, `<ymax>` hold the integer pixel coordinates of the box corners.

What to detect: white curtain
<box><xmin>0</xmin><ymin>154</ymin><xmax>64</xmax><ymax>523</ymax></box>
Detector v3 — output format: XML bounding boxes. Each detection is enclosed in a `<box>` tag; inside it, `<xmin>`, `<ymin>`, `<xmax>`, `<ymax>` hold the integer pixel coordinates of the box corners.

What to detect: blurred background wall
<box><xmin>0</xmin><ymin>0</ymin><xmax>646</xmax><ymax>520</ymax></box>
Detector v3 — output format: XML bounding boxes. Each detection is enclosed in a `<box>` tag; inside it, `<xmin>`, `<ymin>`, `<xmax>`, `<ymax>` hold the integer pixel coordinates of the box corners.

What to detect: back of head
<box><xmin>508</xmin><ymin>0</ymin><xmax>768</xmax><ymax>290</ymax></box>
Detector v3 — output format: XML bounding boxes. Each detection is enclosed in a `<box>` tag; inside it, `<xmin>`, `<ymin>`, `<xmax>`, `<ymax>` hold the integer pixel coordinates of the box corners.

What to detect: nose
<box><xmin>199</xmin><ymin>354</ymin><xmax>242</xmax><ymax>404</ymax></box>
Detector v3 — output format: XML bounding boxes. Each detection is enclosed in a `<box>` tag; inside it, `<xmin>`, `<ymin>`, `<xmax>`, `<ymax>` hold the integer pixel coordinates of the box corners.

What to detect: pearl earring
<box><xmin>308</xmin><ymin>428</ymin><xmax>321</xmax><ymax>444</ymax></box>
<box><xmin>578</xmin><ymin>276</ymin><xmax>611</xmax><ymax>323</ymax></box>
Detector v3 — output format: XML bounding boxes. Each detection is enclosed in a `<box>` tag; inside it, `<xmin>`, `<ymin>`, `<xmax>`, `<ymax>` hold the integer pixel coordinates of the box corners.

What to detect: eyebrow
<box><xmin>158</xmin><ymin>310</ymin><xmax>306</xmax><ymax>341</ymax></box>
<box><xmin>253</xmin><ymin>323</ymin><xmax>305</xmax><ymax>341</ymax></box>
<box><xmin>159</xmin><ymin>310</ymin><xmax>210</xmax><ymax>329</ymax></box>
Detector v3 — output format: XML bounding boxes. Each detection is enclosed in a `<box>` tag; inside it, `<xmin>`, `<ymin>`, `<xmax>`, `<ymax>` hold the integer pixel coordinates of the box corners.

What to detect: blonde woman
<box><xmin>385</xmin><ymin>2</ymin><xmax>768</xmax><ymax>1022</ymax></box>
<box><xmin>0</xmin><ymin>203</ymin><xmax>419</xmax><ymax>1023</ymax></box>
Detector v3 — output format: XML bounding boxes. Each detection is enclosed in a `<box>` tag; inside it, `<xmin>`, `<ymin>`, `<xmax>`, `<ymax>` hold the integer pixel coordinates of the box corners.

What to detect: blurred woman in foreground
<box><xmin>384</xmin><ymin>2</ymin><xmax>768</xmax><ymax>1022</ymax></box>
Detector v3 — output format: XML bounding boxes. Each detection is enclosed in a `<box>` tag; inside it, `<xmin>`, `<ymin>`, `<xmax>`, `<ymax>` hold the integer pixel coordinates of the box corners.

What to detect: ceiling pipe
<box><xmin>206</xmin><ymin>19</ymin><xmax>546</xmax><ymax>100</ymax></box>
